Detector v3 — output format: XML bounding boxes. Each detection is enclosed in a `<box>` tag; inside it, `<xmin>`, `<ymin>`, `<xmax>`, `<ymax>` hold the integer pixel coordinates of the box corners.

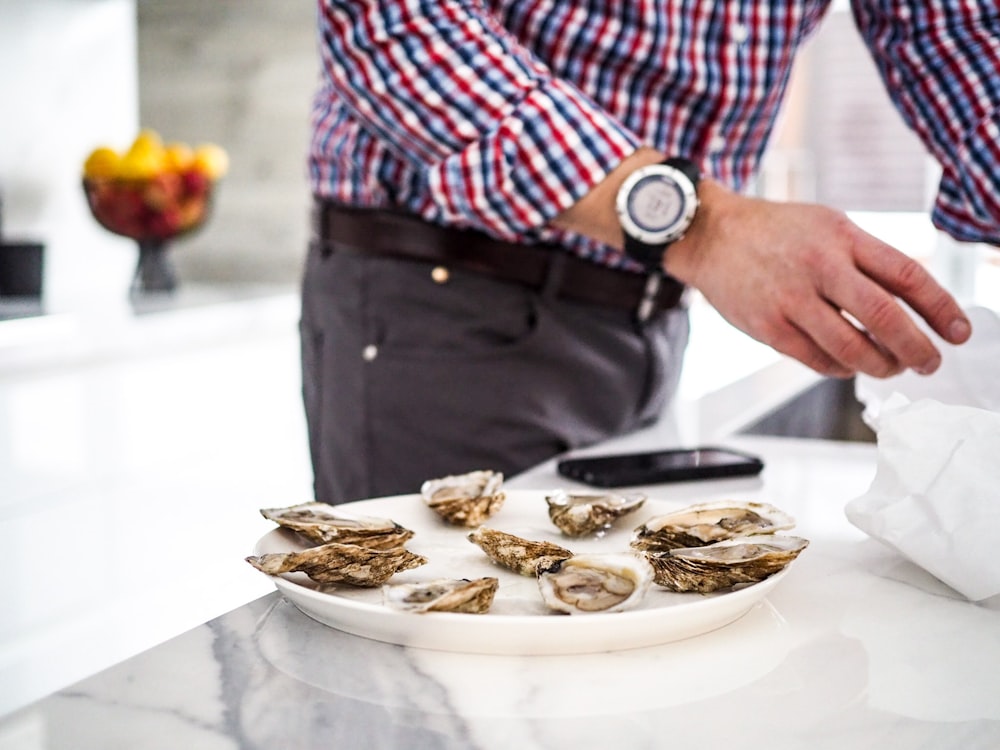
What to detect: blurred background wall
<box><xmin>136</xmin><ymin>0</ymin><xmax>315</xmax><ymax>287</ymax></box>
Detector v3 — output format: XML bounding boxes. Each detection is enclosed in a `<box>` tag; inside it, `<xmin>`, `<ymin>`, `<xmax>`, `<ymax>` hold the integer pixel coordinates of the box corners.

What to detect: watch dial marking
<box><xmin>628</xmin><ymin>175</ymin><xmax>684</xmax><ymax>231</ymax></box>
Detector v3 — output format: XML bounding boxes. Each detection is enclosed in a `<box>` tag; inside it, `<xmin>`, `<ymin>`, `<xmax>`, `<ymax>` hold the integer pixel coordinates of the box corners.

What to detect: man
<box><xmin>302</xmin><ymin>0</ymin><xmax>996</xmax><ymax>504</ymax></box>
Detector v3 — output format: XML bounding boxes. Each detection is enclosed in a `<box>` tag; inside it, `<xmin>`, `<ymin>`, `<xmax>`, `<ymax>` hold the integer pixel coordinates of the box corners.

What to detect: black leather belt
<box><xmin>313</xmin><ymin>202</ymin><xmax>685</xmax><ymax>321</ymax></box>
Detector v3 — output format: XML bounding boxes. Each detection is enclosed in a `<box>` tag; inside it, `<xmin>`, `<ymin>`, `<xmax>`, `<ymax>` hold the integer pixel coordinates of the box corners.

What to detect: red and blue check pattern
<box><xmin>310</xmin><ymin>0</ymin><xmax>1000</xmax><ymax>267</ymax></box>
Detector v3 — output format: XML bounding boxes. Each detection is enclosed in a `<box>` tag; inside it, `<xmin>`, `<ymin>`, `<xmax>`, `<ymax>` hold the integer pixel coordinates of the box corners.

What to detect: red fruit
<box><xmin>148</xmin><ymin>208</ymin><xmax>182</xmax><ymax>239</ymax></box>
<box><xmin>181</xmin><ymin>169</ymin><xmax>209</xmax><ymax>197</ymax></box>
<box><xmin>178</xmin><ymin>198</ymin><xmax>207</xmax><ymax>231</ymax></box>
<box><xmin>143</xmin><ymin>173</ymin><xmax>182</xmax><ymax>210</ymax></box>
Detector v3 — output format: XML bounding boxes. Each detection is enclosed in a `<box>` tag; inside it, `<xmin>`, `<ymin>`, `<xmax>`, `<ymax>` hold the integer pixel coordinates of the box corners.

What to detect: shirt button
<box><xmin>732</xmin><ymin>23</ymin><xmax>750</xmax><ymax>44</ymax></box>
<box><xmin>709</xmin><ymin>134</ymin><xmax>727</xmax><ymax>153</ymax></box>
<box><xmin>431</xmin><ymin>266</ymin><xmax>450</xmax><ymax>283</ymax></box>
<box><xmin>362</xmin><ymin>344</ymin><xmax>378</xmax><ymax>361</ymax></box>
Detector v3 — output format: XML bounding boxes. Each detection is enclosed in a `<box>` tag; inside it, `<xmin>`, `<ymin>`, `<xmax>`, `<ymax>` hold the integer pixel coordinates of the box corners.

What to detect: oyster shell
<box><xmin>631</xmin><ymin>500</ymin><xmax>795</xmax><ymax>553</ymax></box>
<box><xmin>260</xmin><ymin>502</ymin><xmax>414</xmax><ymax>550</ymax></box>
<box><xmin>537</xmin><ymin>553</ymin><xmax>654</xmax><ymax>614</ymax></box>
<box><xmin>245</xmin><ymin>541</ymin><xmax>427</xmax><ymax>587</ymax></box>
<box><xmin>546</xmin><ymin>490</ymin><xmax>646</xmax><ymax>537</ymax></box>
<box><xmin>643</xmin><ymin>535</ymin><xmax>809</xmax><ymax>593</ymax></box>
<box><xmin>467</xmin><ymin>527</ymin><xmax>573</xmax><ymax>576</ymax></box>
<box><xmin>383</xmin><ymin>577</ymin><xmax>499</xmax><ymax>614</ymax></box>
<box><xmin>421</xmin><ymin>470</ymin><xmax>506</xmax><ymax>527</ymax></box>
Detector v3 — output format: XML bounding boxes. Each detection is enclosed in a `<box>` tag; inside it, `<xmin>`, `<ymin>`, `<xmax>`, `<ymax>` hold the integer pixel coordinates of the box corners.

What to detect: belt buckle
<box><xmin>635</xmin><ymin>271</ymin><xmax>662</xmax><ymax>323</ymax></box>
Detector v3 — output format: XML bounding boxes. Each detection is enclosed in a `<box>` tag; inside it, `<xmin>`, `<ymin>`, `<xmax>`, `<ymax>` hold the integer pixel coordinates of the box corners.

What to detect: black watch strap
<box><xmin>623</xmin><ymin>234</ymin><xmax>666</xmax><ymax>271</ymax></box>
<box><xmin>663</xmin><ymin>157</ymin><xmax>700</xmax><ymax>188</ymax></box>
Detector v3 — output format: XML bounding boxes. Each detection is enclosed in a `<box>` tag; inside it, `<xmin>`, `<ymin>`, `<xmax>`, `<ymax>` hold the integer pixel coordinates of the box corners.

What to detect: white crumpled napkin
<box><xmin>855</xmin><ymin>305</ymin><xmax>1000</xmax><ymax>428</ymax></box>
<box><xmin>847</xmin><ymin>306</ymin><xmax>1000</xmax><ymax>601</ymax></box>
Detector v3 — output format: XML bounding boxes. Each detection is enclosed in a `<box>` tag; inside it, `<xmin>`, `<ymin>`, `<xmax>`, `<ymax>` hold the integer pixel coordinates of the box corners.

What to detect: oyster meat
<box><xmin>246</xmin><ymin>541</ymin><xmax>427</xmax><ymax>587</ymax></box>
<box><xmin>546</xmin><ymin>490</ymin><xmax>646</xmax><ymax>537</ymax></box>
<box><xmin>421</xmin><ymin>470</ymin><xmax>506</xmax><ymax>527</ymax></box>
<box><xmin>643</xmin><ymin>535</ymin><xmax>809</xmax><ymax>593</ymax></box>
<box><xmin>467</xmin><ymin>527</ymin><xmax>573</xmax><ymax>576</ymax></box>
<box><xmin>260</xmin><ymin>502</ymin><xmax>414</xmax><ymax>550</ymax></box>
<box><xmin>383</xmin><ymin>577</ymin><xmax>499</xmax><ymax>614</ymax></box>
<box><xmin>537</xmin><ymin>553</ymin><xmax>654</xmax><ymax>614</ymax></box>
<box><xmin>631</xmin><ymin>500</ymin><xmax>795</xmax><ymax>553</ymax></box>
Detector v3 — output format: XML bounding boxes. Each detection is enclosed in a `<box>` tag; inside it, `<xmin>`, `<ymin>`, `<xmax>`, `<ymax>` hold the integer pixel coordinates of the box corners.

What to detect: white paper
<box><xmin>845</xmin><ymin>398</ymin><xmax>1000</xmax><ymax>600</ymax></box>
<box><xmin>848</xmin><ymin>306</ymin><xmax>1000</xmax><ymax>601</ymax></box>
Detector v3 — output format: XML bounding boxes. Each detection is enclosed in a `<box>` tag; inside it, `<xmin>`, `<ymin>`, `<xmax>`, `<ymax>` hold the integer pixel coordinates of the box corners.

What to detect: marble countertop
<box><xmin>1</xmin><ymin>285</ymin><xmax>998</xmax><ymax>749</ymax></box>
<box><xmin>4</xmin><ymin>435</ymin><xmax>999</xmax><ymax>749</ymax></box>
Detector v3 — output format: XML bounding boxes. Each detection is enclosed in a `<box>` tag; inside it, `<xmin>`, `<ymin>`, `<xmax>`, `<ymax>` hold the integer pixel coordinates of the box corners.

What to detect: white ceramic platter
<box><xmin>252</xmin><ymin>490</ymin><xmax>792</xmax><ymax>655</ymax></box>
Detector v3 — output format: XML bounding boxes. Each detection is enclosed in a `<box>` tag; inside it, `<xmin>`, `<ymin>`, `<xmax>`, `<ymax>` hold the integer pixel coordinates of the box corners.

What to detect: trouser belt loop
<box><xmin>635</xmin><ymin>271</ymin><xmax>663</xmax><ymax>326</ymax></box>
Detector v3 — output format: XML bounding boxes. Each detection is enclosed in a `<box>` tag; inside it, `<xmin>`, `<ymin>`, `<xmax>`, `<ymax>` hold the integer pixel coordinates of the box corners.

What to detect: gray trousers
<box><xmin>299</xmin><ymin>242</ymin><xmax>690</xmax><ymax>504</ymax></box>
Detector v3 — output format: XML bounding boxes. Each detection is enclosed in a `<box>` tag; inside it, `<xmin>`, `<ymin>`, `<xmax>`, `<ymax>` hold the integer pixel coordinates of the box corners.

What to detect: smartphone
<box><xmin>556</xmin><ymin>446</ymin><xmax>764</xmax><ymax>488</ymax></box>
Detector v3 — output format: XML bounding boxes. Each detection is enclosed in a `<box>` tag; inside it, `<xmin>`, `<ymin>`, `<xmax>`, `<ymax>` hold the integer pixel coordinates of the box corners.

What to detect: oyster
<box><xmin>246</xmin><ymin>541</ymin><xmax>427</xmax><ymax>587</ymax></box>
<box><xmin>643</xmin><ymin>535</ymin><xmax>809</xmax><ymax>593</ymax></box>
<box><xmin>546</xmin><ymin>490</ymin><xmax>646</xmax><ymax>537</ymax></box>
<box><xmin>631</xmin><ymin>500</ymin><xmax>795</xmax><ymax>553</ymax></box>
<box><xmin>260</xmin><ymin>502</ymin><xmax>414</xmax><ymax>550</ymax></box>
<box><xmin>421</xmin><ymin>470</ymin><xmax>506</xmax><ymax>527</ymax></box>
<box><xmin>467</xmin><ymin>527</ymin><xmax>573</xmax><ymax>576</ymax></box>
<box><xmin>537</xmin><ymin>553</ymin><xmax>654</xmax><ymax>614</ymax></box>
<box><xmin>383</xmin><ymin>577</ymin><xmax>499</xmax><ymax>614</ymax></box>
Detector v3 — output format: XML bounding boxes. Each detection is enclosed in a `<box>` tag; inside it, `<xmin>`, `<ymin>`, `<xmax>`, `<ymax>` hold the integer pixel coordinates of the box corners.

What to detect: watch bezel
<box><xmin>615</xmin><ymin>162</ymin><xmax>699</xmax><ymax>246</ymax></box>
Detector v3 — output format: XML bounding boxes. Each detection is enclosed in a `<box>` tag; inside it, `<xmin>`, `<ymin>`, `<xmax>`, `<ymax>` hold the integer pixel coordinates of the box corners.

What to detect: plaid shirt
<box><xmin>310</xmin><ymin>0</ymin><xmax>1000</xmax><ymax>268</ymax></box>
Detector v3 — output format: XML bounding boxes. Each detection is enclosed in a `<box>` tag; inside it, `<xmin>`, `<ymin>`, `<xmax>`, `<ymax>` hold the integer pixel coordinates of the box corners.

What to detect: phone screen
<box><xmin>556</xmin><ymin>447</ymin><xmax>764</xmax><ymax>487</ymax></box>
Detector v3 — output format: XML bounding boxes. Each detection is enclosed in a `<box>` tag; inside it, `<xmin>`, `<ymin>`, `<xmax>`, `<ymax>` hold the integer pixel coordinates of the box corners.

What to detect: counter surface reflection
<box><xmin>4</xmin><ymin>435</ymin><xmax>998</xmax><ymax>749</ymax></box>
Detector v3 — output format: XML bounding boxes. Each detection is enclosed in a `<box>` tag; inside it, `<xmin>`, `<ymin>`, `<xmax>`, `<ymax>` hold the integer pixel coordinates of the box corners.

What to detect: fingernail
<box><xmin>949</xmin><ymin>318</ymin><xmax>972</xmax><ymax>343</ymax></box>
<box><xmin>914</xmin><ymin>355</ymin><xmax>941</xmax><ymax>375</ymax></box>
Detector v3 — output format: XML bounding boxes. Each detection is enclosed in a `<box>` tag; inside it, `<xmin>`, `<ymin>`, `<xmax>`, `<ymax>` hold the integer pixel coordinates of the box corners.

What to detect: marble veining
<box><xmin>4</xmin><ymin>434</ymin><xmax>999</xmax><ymax>748</ymax></box>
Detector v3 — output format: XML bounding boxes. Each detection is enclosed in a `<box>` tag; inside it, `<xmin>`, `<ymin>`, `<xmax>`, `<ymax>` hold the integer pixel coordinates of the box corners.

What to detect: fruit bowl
<box><xmin>82</xmin><ymin>129</ymin><xmax>228</xmax><ymax>293</ymax></box>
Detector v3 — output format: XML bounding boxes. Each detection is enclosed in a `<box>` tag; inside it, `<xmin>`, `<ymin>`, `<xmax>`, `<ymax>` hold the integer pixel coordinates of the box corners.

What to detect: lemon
<box><xmin>164</xmin><ymin>142</ymin><xmax>195</xmax><ymax>171</ymax></box>
<box><xmin>192</xmin><ymin>143</ymin><xmax>229</xmax><ymax>180</ymax></box>
<box><xmin>83</xmin><ymin>146</ymin><xmax>121</xmax><ymax>179</ymax></box>
<box><xmin>129</xmin><ymin>128</ymin><xmax>164</xmax><ymax>154</ymax></box>
<box><xmin>118</xmin><ymin>149</ymin><xmax>163</xmax><ymax>180</ymax></box>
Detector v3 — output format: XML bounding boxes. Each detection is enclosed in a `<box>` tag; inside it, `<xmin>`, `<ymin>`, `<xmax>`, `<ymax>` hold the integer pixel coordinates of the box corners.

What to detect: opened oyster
<box><xmin>246</xmin><ymin>541</ymin><xmax>427</xmax><ymax>587</ymax></box>
<box><xmin>421</xmin><ymin>470</ymin><xmax>506</xmax><ymax>527</ymax></box>
<box><xmin>546</xmin><ymin>490</ymin><xmax>646</xmax><ymax>537</ymax></box>
<box><xmin>538</xmin><ymin>553</ymin><xmax>654</xmax><ymax>614</ymax></box>
<box><xmin>383</xmin><ymin>577</ymin><xmax>499</xmax><ymax>614</ymax></box>
<box><xmin>631</xmin><ymin>500</ymin><xmax>795</xmax><ymax>553</ymax></box>
<box><xmin>467</xmin><ymin>527</ymin><xmax>573</xmax><ymax>576</ymax></box>
<box><xmin>260</xmin><ymin>502</ymin><xmax>414</xmax><ymax>550</ymax></box>
<box><xmin>643</xmin><ymin>535</ymin><xmax>809</xmax><ymax>593</ymax></box>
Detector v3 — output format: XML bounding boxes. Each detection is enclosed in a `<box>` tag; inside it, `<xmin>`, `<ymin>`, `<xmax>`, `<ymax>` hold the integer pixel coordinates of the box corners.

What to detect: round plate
<box><xmin>251</xmin><ymin>490</ymin><xmax>792</xmax><ymax>655</ymax></box>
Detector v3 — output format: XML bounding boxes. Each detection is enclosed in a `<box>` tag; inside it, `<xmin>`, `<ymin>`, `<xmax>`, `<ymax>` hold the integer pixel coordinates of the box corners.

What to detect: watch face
<box><xmin>628</xmin><ymin>175</ymin><xmax>685</xmax><ymax>232</ymax></box>
<box><xmin>616</xmin><ymin>162</ymin><xmax>699</xmax><ymax>247</ymax></box>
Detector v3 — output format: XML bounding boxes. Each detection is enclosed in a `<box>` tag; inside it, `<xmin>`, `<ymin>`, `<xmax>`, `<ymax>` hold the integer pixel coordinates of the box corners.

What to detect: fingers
<box><xmin>857</xmin><ymin>240</ymin><xmax>972</xmax><ymax>346</ymax></box>
<box><xmin>768</xmin><ymin>321</ymin><xmax>855</xmax><ymax>378</ymax></box>
<box><xmin>824</xmin><ymin>234</ymin><xmax>972</xmax><ymax>375</ymax></box>
<box><xmin>752</xmin><ymin>294</ymin><xmax>900</xmax><ymax>378</ymax></box>
<box><xmin>792</xmin><ymin>297</ymin><xmax>906</xmax><ymax>378</ymax></box>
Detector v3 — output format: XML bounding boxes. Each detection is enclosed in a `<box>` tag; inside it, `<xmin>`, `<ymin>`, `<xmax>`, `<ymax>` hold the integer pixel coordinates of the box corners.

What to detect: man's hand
<box><xmin>665</xmin><ymin>179</ymin><xmax>973</xmax><ymax>378</ymax></box>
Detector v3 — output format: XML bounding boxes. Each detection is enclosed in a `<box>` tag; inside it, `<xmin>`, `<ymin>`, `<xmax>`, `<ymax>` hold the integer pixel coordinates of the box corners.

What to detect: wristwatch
<box><xmin>615</xmin><ymin>157</ymin><xmax>700</xmax><ymax>271</ymax></box>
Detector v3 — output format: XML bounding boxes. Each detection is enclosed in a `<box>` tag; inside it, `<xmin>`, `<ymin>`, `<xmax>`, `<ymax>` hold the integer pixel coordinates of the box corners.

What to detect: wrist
<box><xmin>550</xmin><ymin>147</ymin><xmax>665</xmax><ymax>247</ymax></box>
<box><xmin>617</xmin><ymin>157</ymin><xmax>701</xmax><ymax>271</ymax></box>
<box><xmin>661</xmin><ymin>177</ymin><xmax>733</xmax><ymax>284</ymax></box>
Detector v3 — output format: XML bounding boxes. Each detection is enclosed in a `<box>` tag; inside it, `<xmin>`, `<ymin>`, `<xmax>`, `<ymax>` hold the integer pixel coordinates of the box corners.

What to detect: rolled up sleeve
<box><xmin>318</xmin><ymin>0</ymin><xmax>639</xmax><ymax>239</ymax></box>
<box><xmin>852</xmin><ymin>0</ymin><xmax>1000</xmax><ymax>246</ymax></box>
